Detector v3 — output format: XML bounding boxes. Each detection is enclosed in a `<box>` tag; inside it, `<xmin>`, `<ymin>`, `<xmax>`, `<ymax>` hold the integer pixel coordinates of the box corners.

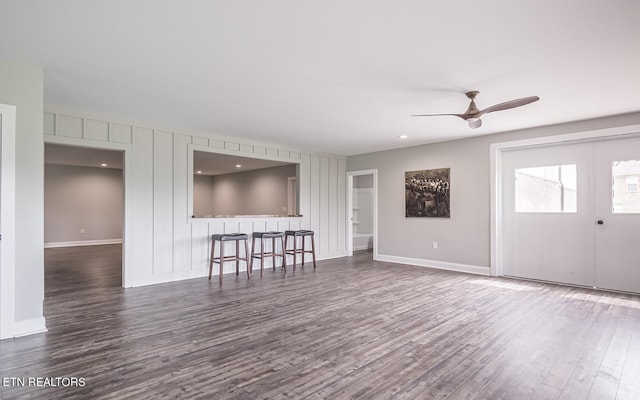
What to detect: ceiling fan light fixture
<box><xmin>467</xmin><ymin>117</ymin><xmax>482</xmax><ymax>129</ymax></box>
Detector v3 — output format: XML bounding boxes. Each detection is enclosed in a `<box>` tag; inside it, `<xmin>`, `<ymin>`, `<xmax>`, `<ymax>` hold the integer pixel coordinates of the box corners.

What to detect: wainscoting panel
<box><xmin>131</xmin><ymin>127</ymin><xmax>155</xmax><ymax>278</ymax></box>
<box><xmin>153</xmin><ymin>130</ymin><xmax>174</xmax><ymax>275</ymax></box>
<box><xmin>44</xmin><ymin>110</ymin><xmax>348</xmax><ymax>286</ymax></box>
<box><xmin>173</xmin><ymin>133</ymin><xmax>192</xmax><ymax>273</ymax></box>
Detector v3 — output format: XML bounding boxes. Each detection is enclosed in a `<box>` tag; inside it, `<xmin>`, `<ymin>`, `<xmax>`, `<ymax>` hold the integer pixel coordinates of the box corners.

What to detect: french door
<box><xmin>501</xmin><ymin>136</ymin><xmax>640</xmax><ymax>293</ymax></box>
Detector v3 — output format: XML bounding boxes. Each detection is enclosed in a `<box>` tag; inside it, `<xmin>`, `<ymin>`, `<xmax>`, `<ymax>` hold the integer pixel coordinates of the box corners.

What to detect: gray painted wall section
<box><xmin>193</xmin><ymin>175</ymin><xmax>214</xmax><ymax>216</ymax></box>
<box><xmin>209</xmin><ymin>164</ymin><xmax>296</xmax><ymax>216</ymax></box>
<box><xmin>44</xmin><ymin>164</ymin><xmax>124</xmax><ymax>244</ymax></box>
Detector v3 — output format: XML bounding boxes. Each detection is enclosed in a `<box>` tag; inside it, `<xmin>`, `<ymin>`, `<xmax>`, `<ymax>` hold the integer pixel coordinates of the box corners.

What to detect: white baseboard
<box><xmin>13</xmin><ymin>317</ymin><xmax>48</xmax><ymax>338</ymax></box>
<box><xmin>128</xmin><ymin>270</ymin><xmax>208</xmax><ymax>287</ymax></box>
<box><xmin>127</xmin><ymin>252</ymin><xmax>349</xmax><ymax>287</ymax></box>
<box><xmin>353</xmin><ymin>245</ymin><xmax>372</xmax><ymax>251</ymax></box>
<box><xmin>376</xmin><ymin>253</ymin><xmax>490</xmax><ymax>276</ymax></box>
<box><xmin>45</xmin><ymin>239</ymin><xmax>123</xmax><ymax>248</ymax></box>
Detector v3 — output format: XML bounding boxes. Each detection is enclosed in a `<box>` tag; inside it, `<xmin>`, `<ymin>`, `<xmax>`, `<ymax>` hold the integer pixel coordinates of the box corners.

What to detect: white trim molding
<box><xmin>0</xmin><ymin>104</ymin><xmax>17</xmax><ymax>340</ymax></box>
<box><xmin>376</xmin><ymin>253</ymin><xmax>489</xmax><ymax>276</ymax></box>
<box><xmin>129</xmin><ymin>253</ymin><xmax>345</xmax><ymax>287</ymax></box>
<box><xmin>44</xmin><ymin>134</ymin><xmax>134</xmax><ymax>288</ymax></box>
<box><xmin>346</xmin><ymin>169</ymin><xmax>379</xmax><ymax>259</ymax></box>
<box><xmin>13</xmin><ymin>317</ymin><xmax>47</xmax><ymax>338</ymax></box>
<box><xmin>45</xmin><ymin>239</ymin><xmax>123</xmax><ymax>249</ymax></box>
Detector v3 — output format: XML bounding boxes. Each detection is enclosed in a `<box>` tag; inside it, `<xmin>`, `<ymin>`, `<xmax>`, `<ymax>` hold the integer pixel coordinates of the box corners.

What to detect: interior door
<box><xmin>594</xmin><ymin>137</ymin><xmax>640</xmax><ymax>293</ymax></box>
<box><xmin>501</xmin><ymin>142</ymin><xmax>595</xmax><ymax>287</ymax></box>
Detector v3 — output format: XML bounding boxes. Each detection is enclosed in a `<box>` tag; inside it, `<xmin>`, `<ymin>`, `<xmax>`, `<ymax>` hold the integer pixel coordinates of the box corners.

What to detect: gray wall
<box><xmin>193</xmin><ymin>175</ymin><xmax>215</xmax><ymax>216</ymax></box>
<box><xmin>207</xmin><ymin>164</ymin><xmax>297</xmax><ymax>216</ymax></box>
<box><xmin>347</xmin><ymin>112</ymin><xmax>640</xmax><ymax>271</ymax></box>
<box><xmin>0</xmin><ymin>62</ymin><xmax>44</xmax><ymax>328</ymax></box>
<box><xmin>44</xmin><ymin>164</ymin><xmax>124</xmax><ymax>244</ymax></box>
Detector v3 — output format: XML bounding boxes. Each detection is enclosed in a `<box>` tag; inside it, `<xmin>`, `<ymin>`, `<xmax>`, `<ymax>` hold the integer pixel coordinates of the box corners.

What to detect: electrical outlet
<box><xmin>432</xmin><ymin>241</ymin><xmax>438</xmax><ymax>249</ymax></box>
<box><xmin>80</xmin><ymin>228</ymin><xmax>85</xmax><ymax>234</ymax></box>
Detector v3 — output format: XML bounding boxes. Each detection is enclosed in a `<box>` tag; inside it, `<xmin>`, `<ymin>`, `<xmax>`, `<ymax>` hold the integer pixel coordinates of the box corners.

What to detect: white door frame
<box><xmin>346</xmin><ymin>169</ymin><xmax>378</xmax><ymax>258</ymax></box>
<box><xmin>0</xmin><ymin>104</ymin><xmax>17</xmax><ymax>339</ymax></box>
<box><xmin>287</xmin><ymin>176</ymin><xmax>297</xmax><ymax>215</ymax></box>
<box><xmin>491</xmin><ymin>124</ymin><xmax>640</xmax><ymax>277</ymax></box>
<box><xmin>44</xmin><ymin>136</ymin><xmax>134</xmax><ymax>288</ymax></box>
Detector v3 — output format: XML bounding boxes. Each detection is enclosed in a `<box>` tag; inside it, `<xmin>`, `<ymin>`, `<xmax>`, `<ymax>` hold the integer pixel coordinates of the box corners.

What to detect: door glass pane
<box><xmin>612</xmin><ymin>159</ymin><xmax>640</xmax><ymax>213</ymax></box>
<box><xmin>515</xmin><ymin>164</ymin><xmax>577</xmax><ymax>213</ymax></box>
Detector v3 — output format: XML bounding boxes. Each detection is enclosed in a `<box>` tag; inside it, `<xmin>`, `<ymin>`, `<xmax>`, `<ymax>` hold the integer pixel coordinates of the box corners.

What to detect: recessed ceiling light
<box><xmin>399</xmin><ymin>135</ymin><xmax>408</xmax><ymax>139</ymax></box>
<box><xmin>235</xmin><ymin>164</ymin><xmax>242</xmax><ymax>168</ymax></box>
<box><xmin>100</xmin><ymin>163</ymin><xmax>108</xmax><ymax>167</ymax></box>
<box><xmin>196</xmin><ymin>170</ymin><xmax>202</xmax><ymax>174</ymax></box>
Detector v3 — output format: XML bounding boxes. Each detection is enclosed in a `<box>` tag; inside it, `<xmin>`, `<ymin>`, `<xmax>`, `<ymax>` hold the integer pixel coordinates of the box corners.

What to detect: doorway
<box><xmin>44</xmin><ymin>143</ymin><xmax>125</xmax><ymax>289</ymax></box>
<box><xmin>499</xmin><ymin>136</ymin><xmax>640</xmax><ymax>293</ymax></box>
<box><xmin>347</xmin><ymin>169</ymin><xmax>378</xmax><ymax>258</ymax></box>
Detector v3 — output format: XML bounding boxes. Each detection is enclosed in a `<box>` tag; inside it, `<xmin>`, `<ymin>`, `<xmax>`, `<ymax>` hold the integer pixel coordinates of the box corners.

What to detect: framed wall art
<box><xmin>405</xmin><ymin>168</ymin><xmax>450</xmax><ymax>218</ymax></box>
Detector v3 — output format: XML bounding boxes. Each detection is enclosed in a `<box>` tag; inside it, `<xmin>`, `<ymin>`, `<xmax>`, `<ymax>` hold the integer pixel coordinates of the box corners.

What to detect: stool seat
<box><xmin>212</xmin><ymin>233</ymin><xmax>249</xmax><ymax>241</ymax></box>
<box><xmin>285</xmin><ymin>230</ymin><xmax>314</xmax><ymax>236</ymax></box>
<box><xmin>252</xmin><ymin>231</ymin><xmax>285</xmax><ymax>239</ymax></box>
<box><xmin>209</xmin><ymin>233</ymin><xmax>250</xmax><ymax>284</ymax></box>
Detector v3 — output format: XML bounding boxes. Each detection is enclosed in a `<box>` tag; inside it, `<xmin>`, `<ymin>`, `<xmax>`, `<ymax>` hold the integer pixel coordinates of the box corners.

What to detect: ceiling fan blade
<box><xmin>468</xmin><ymin>119</ymin><xmax>482</xmax><ymax>129</ymax></box>
<box><xmin>477</xmin><ymin>96</ymin><xmax>539</xmax><ymax>117</ymax></box>
<box><xmin>411</xmin><ymin>113</ymin><xmax>467</xmax><ymax>120</ymax></box>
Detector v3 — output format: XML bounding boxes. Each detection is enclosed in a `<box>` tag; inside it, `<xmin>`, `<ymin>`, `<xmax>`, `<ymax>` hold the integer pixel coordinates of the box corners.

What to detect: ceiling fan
<box><xmin>412</xmin><ymin>91</ymin><xmax>540</xmax><ymax>129</ymax></box>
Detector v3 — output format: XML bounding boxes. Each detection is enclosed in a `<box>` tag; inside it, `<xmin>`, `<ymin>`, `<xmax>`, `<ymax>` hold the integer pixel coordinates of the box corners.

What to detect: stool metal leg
<box><xmin>302</xmin><ymin>235</ymin><xmax>306</xmax><ymax>266</ymax></box>
<box><xmin>245</xmin><ymin>239</ymin><xmax>251</xmax><ymax>278</ymax></box>
<box><xmin>260</xmin><ymin>238</ymin><xmax>265</xmax><ymax>277</ymax></box>
<box><xmin>235</xmin><ymin>240</ymin><xmax>240</xmax><ymax>276</ymax></box>
<box><xmin>281</xmin><ymin>236</ymin><xmax>287</xmax><ymax>272</ymax></box>
<box><xmin>209</xmin><ymin>239</ymin><xmax>216</xmax><ymax>280</ymax></box>
<box><xmin>271</xmin><ymin>237</ymin><xmax>276</xmax><ymax>271</ymax></box>
<box><xmin>250</xmin><ymin>237</ymin><xmax>256</xmax><ymax>272</ymax></box>
<box><xmin>293</xmin><ymin>235</ymin><xmax>298</xmax><ymax>270</ymax></box>
<box><xmin>219</xmin><ymin>241</ymin><xmax>224</xmax><ymax>284</ymax></box>
<box><xmin>311</xmin><ymin>234</ymin><xmax>317</xmax><ymax>268</ymax></box>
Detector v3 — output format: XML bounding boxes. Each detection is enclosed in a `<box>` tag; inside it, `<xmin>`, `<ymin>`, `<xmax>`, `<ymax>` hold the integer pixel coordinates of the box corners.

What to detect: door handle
<box><xmin>597</xmin><ymin>220</ymin><xmax>604</xmax><ymax>225</ymax></box>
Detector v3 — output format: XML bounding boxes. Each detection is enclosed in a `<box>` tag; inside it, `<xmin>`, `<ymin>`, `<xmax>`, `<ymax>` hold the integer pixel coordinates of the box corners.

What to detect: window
<box><xmin>626</xmin><ymin>176</ymin><xmax>638</xmax><ymax>193</ymax></box>
<box><xmin>612</xmin><ymin>160</ymin><xmax>640</xmax><ymax>214</ymax></box>
<box><xmin>515</xmin><ymin>164</ymin><xmax>577</xmax><ymax>213</ymax></box>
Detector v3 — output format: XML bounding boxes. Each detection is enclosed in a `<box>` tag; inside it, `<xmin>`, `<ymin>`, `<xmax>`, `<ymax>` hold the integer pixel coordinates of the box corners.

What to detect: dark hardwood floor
<box><xmin>1</xmin><ymin>245</ymin><xmax>639</xmax><ymax>399</ymax></box>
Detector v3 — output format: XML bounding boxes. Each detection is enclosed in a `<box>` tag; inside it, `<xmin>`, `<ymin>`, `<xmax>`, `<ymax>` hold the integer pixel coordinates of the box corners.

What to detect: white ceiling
<box><xmin>193</xmin><ymin>150</ymin><xmax>294</xmax><ymax>176</ymax></box>
<box><xmin>45</xmin><ymin>143</ymin><xmax>291</xmax><ymax>175</ymax></box>
<box><xmin>3</xmin><ymin>1</ymin><xmax>640</xmax><ymax>156</ymax></box>
<box><xmin>45</xmin><ymin>143</ymin><xmax>124</xmax><ymax>169</ymax></box>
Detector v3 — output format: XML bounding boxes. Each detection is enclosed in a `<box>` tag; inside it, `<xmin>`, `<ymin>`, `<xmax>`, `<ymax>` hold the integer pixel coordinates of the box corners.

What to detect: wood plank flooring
<box><xmin>1</xmin><ymin>245</ymin><xmax>640</xmax><ymax>399</ymax></box>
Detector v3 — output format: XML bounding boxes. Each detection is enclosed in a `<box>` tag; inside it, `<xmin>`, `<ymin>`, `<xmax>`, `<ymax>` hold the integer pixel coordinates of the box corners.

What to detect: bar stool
<box><xmin>251</xmin><ymin>231</ymin><xmax>286</xmax><ymax>276</ymax></box>
<box><xmin>284</xmin><ymin>230</ymin><xmax>317</xmax><ymax>270</ymax></box>
<box><xmin>209</xmin><ymin>233</ymin><xmax>250</xmax><ymax>284</ymax></box>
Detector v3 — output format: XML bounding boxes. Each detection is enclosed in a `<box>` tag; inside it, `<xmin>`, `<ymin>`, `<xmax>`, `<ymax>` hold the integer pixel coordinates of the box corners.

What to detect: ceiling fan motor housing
<box><xmin>464</xmin><ymin>91</ymin><xmax>480</xmax><ymax>116</ymax></box>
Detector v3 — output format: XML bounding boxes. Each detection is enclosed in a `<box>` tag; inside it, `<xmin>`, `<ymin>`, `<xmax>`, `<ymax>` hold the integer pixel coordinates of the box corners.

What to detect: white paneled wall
<box><xmin>44</xmin><ymin>111</ymin><xmax>347</xmax><ymax>287</ymax></box>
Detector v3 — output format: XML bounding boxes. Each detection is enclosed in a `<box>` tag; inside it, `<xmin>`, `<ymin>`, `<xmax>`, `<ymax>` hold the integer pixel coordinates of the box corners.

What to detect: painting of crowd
<box><xmin>405</xmin><ymin>168</ymin><xmax>450</xmax><ymax>218</ymax></box>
